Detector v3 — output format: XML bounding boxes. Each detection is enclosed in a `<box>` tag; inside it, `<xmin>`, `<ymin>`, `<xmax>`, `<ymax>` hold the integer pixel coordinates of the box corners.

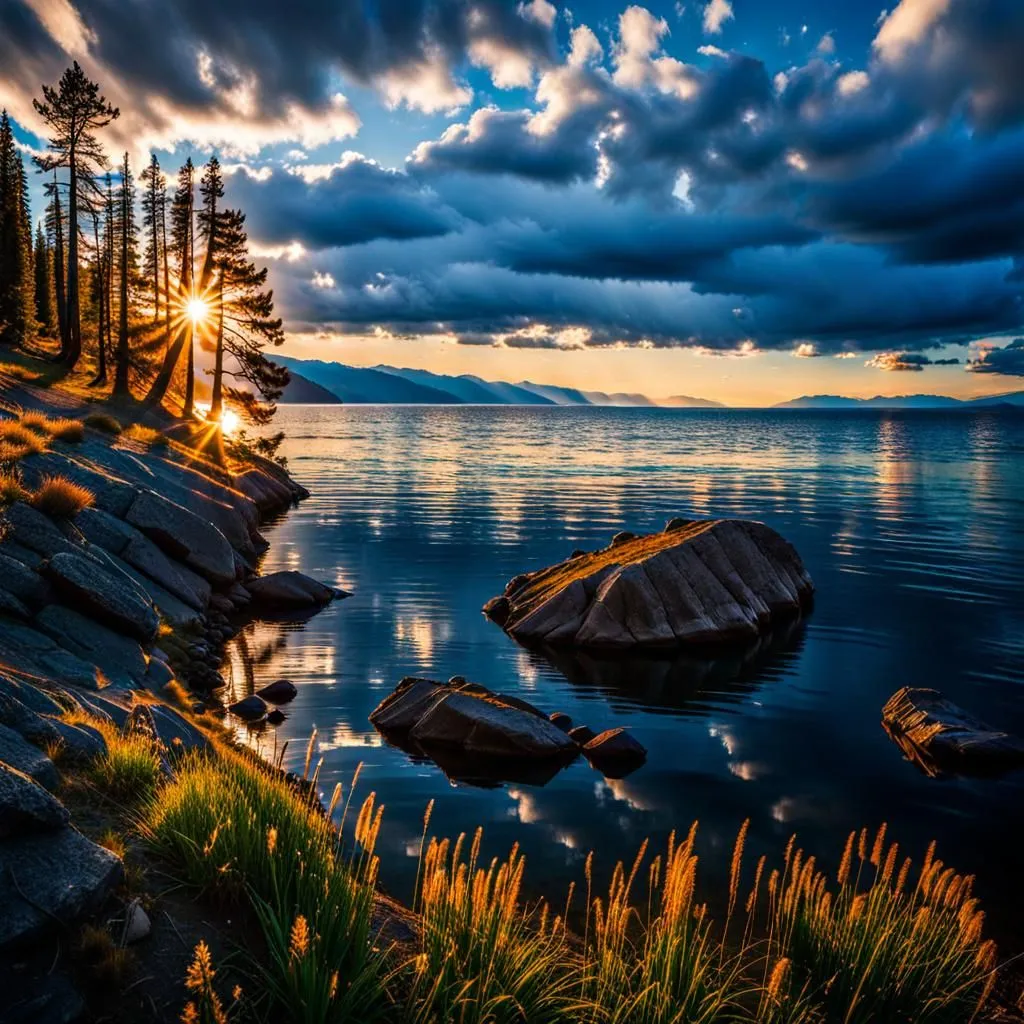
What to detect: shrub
<box><xmin>30</xmin><ymin>474</ymin><xmax>95</xmax><ymax>519</ymax></box>
<box><xmin>85</xmin><ymin>412</ymin><xmax>123</xmax><ymax>435</ymax></box>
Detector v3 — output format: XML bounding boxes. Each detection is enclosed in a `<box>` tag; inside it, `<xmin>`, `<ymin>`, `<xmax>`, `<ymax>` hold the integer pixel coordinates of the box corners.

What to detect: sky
<box><xmin>2</xmin><ymin>0</ymin><xmax>1023</xmax><ymax>406</ymax></box>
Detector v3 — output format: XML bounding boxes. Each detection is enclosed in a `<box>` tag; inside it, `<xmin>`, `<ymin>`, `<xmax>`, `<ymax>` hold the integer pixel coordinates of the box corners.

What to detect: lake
<box><xmin>226</xmin><ymin>405</ymin><xmax>1024</xmax><ymax>936</ymax></box>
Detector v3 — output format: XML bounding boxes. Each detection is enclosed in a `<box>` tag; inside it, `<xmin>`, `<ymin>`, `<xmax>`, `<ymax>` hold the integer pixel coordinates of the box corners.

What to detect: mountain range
<box><xmin>276</xmin><ymin>356</ymin><xmax>1024</xmax><ymax>410</ymax></box>
<box><xmin>277</xmin><ymin>357</ymin><xmax>726</xmax><ymax>408</ymax></box>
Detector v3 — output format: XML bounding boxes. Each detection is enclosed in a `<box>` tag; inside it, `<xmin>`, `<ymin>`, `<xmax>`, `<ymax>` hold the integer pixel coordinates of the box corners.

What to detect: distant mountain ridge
<box><xmin>278</xmin><ymin>357</ymin><xmax>708</xmax><ymax>407</ymax></box>
<box><xmin>774</xmin><ymin>392</ymin><xmax>1024</xmax><ymax>409</ymax></box>
<box><xmin>277</xmin><ymin>356</ymin><xmax>1022</xmax><ymax>410</ymax></box>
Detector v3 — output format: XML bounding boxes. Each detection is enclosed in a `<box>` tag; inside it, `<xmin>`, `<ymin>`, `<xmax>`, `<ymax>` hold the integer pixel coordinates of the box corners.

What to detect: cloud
<box><xmin>816</xmin><ymin>32</ymin><xmax>837</xmax><ymax>54</ymax></box>
<box><xmin>703</xmin><ymin>0</ymin><xmax>734</xmax><ymax>35</ymax></box>
<box><xmin>865</xmin><ymin>351</ymin><xmax>961</xmax><ymax>371</ymax></box>
<box><xmin>967</xmin><ymin>337</ymin><xmax>1024</xmax><ymax>375</ymax></box>
<box><xmin>0</xmin><ymin>0</ymin><xmax>557</xmax><ymax>154</ymax></box>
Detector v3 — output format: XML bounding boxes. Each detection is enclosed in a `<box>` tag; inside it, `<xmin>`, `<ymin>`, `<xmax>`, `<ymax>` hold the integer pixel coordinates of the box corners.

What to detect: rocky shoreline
<box><xmin>1</xmin><ymin>375</ymin><xmax>351</xmax><ymax>1018</ymax></box>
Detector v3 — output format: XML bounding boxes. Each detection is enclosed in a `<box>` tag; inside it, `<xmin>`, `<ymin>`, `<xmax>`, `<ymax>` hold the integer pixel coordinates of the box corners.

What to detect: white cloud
<box><xmin>469</xmin><ymin>36</ymin><xmax>536</xmax><ymax>88</ymax></box>
<box><xmin>312</xmin><ymin>271</ymin><xmax>336</xmax><ymax>289</ymax></box>
<box><xmin>568</xmin><ymin>24</ymin><xmax>604</xmax><ymax>66</ymax></box>
<box><xmin>816</xmin><ymin>32</ymin><xmax>836</xmax><ymax>54</ymax></box>
<box><xmin>698</xmin><ymin>44</ymin><xmax>728</xmax><ymax>58</ymax></box>
<box><xmin>873</xmin><ymin>0</ymin><xmax>952</xmax><ymax>62</ymax></box>
<box><xmin>518</xmin><ymin>0</ymin><xmax>558</xmax><ymax>29</ymax></box>
<box><xmin>378</xmin><ymin>50</ymin><xmax>472</xmax><ymax>113</ymax></box>
<box><xmin>837</xmin><ymin>70</ymin><xmax>870</xmax><ymax>96</ymax></box>
<box><xmin>703</xmin><ymin>0</ymin><xmax>734</xmax><ymax>35</ymax></box>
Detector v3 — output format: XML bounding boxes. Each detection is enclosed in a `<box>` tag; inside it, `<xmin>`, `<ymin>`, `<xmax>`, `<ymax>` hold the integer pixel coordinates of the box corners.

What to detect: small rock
<box><xmin>122</xmin><ymin>901</ymin><xmax>151</xmax><ymax>944</ymax></box>
<box><xmin>245</xmin><ymin>571</ymin><xmax>336</xmax><ymax>610</ymax></box>
<box><xmin>229</xmin><ymin>694</ymin><xmax>268</xmax><ymax>722</ymax></box>
<box><xmin>266</xmin><ymin>709</ymin><xmax>286</xmax><ymax>726</ymax></box>
<box><xmin>610</xmin><ymin>531</ymin><xmax>636</xmax><ymax>547</ymax></box>
<box><xmin>549</xmin><ymin>712</ymin><xmax>573</xmax><ymax>732</ymax></box>
<box><xmin>568</xmin><ymin>725</ymin><xmax>597</xmax><ymax>745</ymax></box>
<box><xmin>583</xmin><ymin>728</ymin><xmax>647</xmax><ymax>778</ymax></box>
<box><xmin>664</xmin><ymin>517</ymin><xmax>689</xmax><ymax>532</ymax></box>
<box><xmin>570</xmin><ymin>549</ymin><xmax>586</xmax><ymax>559</ymax></box>
<box><xmin>209</xmin><ymin>593</ymin><xmax>234</xmax><ymax>614</ymax></box>
<box><xmin>448</xmin><ymin>675</ymin><xmax>467</xmax><ymax>686</ymax></box>
<box><xmin>257</xmin><ymin>679</ymin><xmax>297</xmax><ymax>704</ymax></box>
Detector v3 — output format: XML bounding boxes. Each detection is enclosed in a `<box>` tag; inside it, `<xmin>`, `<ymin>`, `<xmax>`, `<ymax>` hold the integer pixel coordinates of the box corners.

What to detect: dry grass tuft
<box><xmin>0</xmin><ymin>466</ymin><xmax>28</xmax><ymax>505</ymax></box>
<box><xmin>0</xmin><ymin>419</ymin><xmax>48</xmax><ymax>459</ymax></box>
<box><xmin>30</xmin><ymin>474</ymin><xmax>95</xmax><ymax>519</ymax></box>
<box><xmin>18</xmin><ymin>411</ymin><xmax>86</xmax><ymax>443</ymax></box>
<box><xmin>123</xmin><ymin>423</ymin><xmax>168</xmax><ymax>448</ymax></box>
<box><xmin>85</xmin><ymin>411</ymin><xmax>123</xmax><ymax>435</ymax></box>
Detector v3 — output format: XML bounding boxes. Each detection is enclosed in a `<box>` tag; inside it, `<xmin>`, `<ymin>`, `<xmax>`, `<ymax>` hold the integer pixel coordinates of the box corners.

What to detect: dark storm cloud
<box><xmin>865</xmin><ymin>352</ymin><xmax>961</xmax><ymax>372</ymax></box>
<box><xmin>967</xmin><ymin>338</ymin><xmax>1024</xmax><ymax>376</ymax></box>
<box><xmin>227</xmin><ymin>158</ymin><xmax>458</xmax><ymax>248</ymax></box>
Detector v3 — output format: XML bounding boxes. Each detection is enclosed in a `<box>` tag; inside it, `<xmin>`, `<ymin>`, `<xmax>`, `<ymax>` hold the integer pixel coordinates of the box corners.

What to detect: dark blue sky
<box><xmin>1</xmin><ymin>0</ymin><xmax>1022</xmax><ymax>403</ymax></box>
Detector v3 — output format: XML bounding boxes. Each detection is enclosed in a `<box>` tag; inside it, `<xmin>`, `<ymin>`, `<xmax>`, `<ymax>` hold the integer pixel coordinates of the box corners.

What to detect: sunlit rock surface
<box><xmin>883</xmin><ymin>686</ymin><xmax>1024</xmax><ymax>778</ymax></box>
<box><xmin>485</xmin><ymin>518</ymin><xmax>813</xmax><ymax>649</ymax></box>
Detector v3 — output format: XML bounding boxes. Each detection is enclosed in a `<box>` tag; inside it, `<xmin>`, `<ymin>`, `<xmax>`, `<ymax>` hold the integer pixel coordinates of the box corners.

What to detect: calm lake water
<box><xmin>228</xmin><ymin>405</ymin><xmax>1024</xmax><ymax>933</ymax></box>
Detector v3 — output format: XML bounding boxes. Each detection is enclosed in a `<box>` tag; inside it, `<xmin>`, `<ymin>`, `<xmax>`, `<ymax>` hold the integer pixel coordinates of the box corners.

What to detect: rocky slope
<box><xmin>485</xmin><ymin>518</ymin><xmax>813</xmax><ymax>649</ymax></box>
<box><xmin>0</xmin><ymin>380</ymin><xmax>329</xmax><ymax>970</ymax></box>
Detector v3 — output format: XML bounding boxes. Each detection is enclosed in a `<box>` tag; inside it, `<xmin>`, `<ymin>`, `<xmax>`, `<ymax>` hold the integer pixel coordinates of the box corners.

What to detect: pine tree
<box><xmin>33</xmin><ymin>62</ymin><xmax>119</xmax><ymax>366</ymax></box>
<box><xmin>89</xmin><ymin>208</ymin><xmax>107</xmax><ymax>384</ymax></box>
<box><xmin>114</xmin><ymin>152</ymin><xmax>137</xmax><ymax>397</ymax></box>
<box><xmin>139</xmin><ymin>154</ymin><xmax>167</xmax><ymax>324</ymax></box>
<box><xmin>206</xmin><ymin>207</ymin><xmax>288</xmax><ymax>425</ymax></box>
<box><xmin>34</xmin><ymin>223</ymin><xmax>56</xmax><ymax>336</ymax></box>
<box><xmin>0</xmin><ymin>110</ymin><xmax>35</xmax><ymax>345</ymax></box>
<box><xmin>145</xmin><ymin>158</ymin><xmax>195</xmax><ymax>409</ymax></box>
<box><xmin>45</xmin><ymin>174</ymin><xmax>68</xmax><ymax>351</ymax></box>
<box><xmin>197</xmin><ymin>155</ymin><xmax>223</xmax><ymax>294</ymax></box>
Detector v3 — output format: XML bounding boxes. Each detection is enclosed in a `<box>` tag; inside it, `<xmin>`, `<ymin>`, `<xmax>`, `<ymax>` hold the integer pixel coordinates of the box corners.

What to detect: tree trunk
<box><xmin>114</xmin><ymin>162</ymin><xmax>130</xmax><ymax>397</ymax></box>
<box><xmin>209</xmin><ymin>271</ymin><xmax>225</xmax><ymax>420</ymax></box>
<box><xmin>91</xmin><ymin>216</ymin><xmax>106</xmax><ymax>385</ymax></box>
<box><xmin>182</xmin><ymin>322</ymin><xmax>195</xmax><ymax>417</ymax></box>
<box><xmin>52</xmin><ymin>182</ymin><xmax>68</xmax><ymax>358</ymax></box>
<box><xmin>65</xmin><ymin>149</ymin><xmax>81</xmax><ymax>366</ymax></box>
<box><xmin>161</xmin><ymin>198</ymin><xmax>170</xmax><ymax>338</ymax></box>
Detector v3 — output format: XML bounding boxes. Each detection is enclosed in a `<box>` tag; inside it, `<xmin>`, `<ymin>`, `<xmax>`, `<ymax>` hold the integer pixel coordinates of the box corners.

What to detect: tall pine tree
<box><xmin>139</xmin><ymin>154</ymin><xmax>167</xmax><ymax>325</ymax></box>
<box><xmin>114</xmin><ymin>152</ymin><xmax>137</xmax><ymax>397</ymax></box>
<box><xmin>33</xmin><ymin>63</ymin><xmax>119</xmax><ymax>366</ymax></box>
<box><xmin>0</xmin><ymin>110</ymin><xmax>35</xmax><ymax>346</ymax></box>
<box><xmin>34</xmin><ymin>223</ymin><xmax>56</xmax><ymax>336</ymax></box>
<box><xmin>144</xmin><ymin>158</ymin><xmax>195</xmax><ymax>409</ymax></box>
<box><xmin>206</xmin><ymin>207</ymin><xmax>288</xmax><ymax>425</ymax></box>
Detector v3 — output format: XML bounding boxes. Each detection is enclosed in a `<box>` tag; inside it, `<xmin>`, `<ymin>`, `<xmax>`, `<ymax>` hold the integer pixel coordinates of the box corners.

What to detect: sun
<box><xmin>186</xmin><ymin>297</ymin><xmax>209</xmax><ymax>325</ymax></box>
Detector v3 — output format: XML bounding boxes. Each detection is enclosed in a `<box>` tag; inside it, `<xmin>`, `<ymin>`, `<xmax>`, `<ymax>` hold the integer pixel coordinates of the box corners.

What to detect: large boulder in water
<box><xmin>484</xmin><ymin>519</ymin><xmax>813</xmax><ymax>649</ymax></box>
<box><xmin>370</xmin><ymin>677</ymin><xmax>578</xmax><ymax>762</ymax></box>
<box><xmin>882</xmin><ymin>687</ymin><xmax>1024</xmax><ymax>777</ymax></box>
<box><xmin>245</xmin><ymin>571</ymin><xmax>343</xmax><ymax>611</ymax></box>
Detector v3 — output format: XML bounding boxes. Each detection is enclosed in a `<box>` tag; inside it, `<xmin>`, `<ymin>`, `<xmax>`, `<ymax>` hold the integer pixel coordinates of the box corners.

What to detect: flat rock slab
<box><xmin>35</xmin><ymin>605</ymin><xmax>149</xmax><ymax>688</ymax></box>
<box><xmin>371</xmin><ymin>677</ymin><xmax>578</xmax><ymax>763</ymax></box>
<box><xmin>485</xmin><ymin>518</ymin><xmax>813</xmax><ymax>650</ymax></box>
<box><xmin>126</xmin><ymin>490</ymin><xmax>236</xmax><ymax>587</ymax></box>
<box><xmin>245</xmin><ymin>570</ymin><xmax>341</xmax><ymax>610</ymax></box>
<box><xmin>43</xmin><ymin>551</ymin><xmax>159</xmax><ymax>642</ymax></box>
<box><xmin>882</xmin><ymin>687</ymin><xmax>1024</xmax><ymax>777</ymax></box>
<box><xmin>0</xmin><ymin>827</ymin><xmax>123</xmax><ymax>949</ymax></box>
<box><xmin>0</xmin><ymin>723</ymin><xmax>59</xmax><ymax>791</ymax></box>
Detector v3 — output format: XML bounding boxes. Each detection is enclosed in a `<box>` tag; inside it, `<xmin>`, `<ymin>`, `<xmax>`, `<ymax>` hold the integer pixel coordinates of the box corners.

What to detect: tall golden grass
<box><xmin>79</xmin><ymin>719</ymin><xmax>1003</xmax><ymax>1024</ymax></box>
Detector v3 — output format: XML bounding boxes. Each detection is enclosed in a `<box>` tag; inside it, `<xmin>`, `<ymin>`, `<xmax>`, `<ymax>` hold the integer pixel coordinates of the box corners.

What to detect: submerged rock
<box><xmin>257</xmin><ymin>679</ymin><xmax>298</xmax><ymax>704</ymax></box>
<box><xmin>230</xmin><ymin>694</ymin><xmax>269</xmax><ymax>722</ymax></box>
<box><xmin>485</xmin><ymin>519</ymin><xmax>813</xmax><ymax>650</ymax></box>
<box><xmin>370</xmin><ymin>677</ymin><xmax>578</xmax><ymax>763</ymax></box>
<box><xmin>583</xmin><ymin>728</ymin><xmax>647</xmax><ymax>778</ymax></box>
<box><xmin>882</xmin><ymin>687</ymin><xmax>1024</xmax><ymax>777</ymax></box>
<box><xmin>245</xmin><ymin>570</ymin><xmax>343</xmax><ymax>611</ymax></box>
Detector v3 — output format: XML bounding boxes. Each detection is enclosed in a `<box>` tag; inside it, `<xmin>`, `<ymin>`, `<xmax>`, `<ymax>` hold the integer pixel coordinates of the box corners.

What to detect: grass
<box><xmin>29</xmin><ymin>473</ymin><xmax>95</xmax><ymax>519</ymax></box>
<box><xmin>85</xmin><ymin>411</ymin><xmax>123</xmax><ymax>435</ymax></box>
<box><xmin>0</xmin><ymin>419</ymin><xmax>48</xmax><ymax>459</ymax></box>
<box><xmin>18</xmin><ymin>410</ymin><xmax>85</xmax><ymax>442</ymax></box>
<box><xmin>77</xmin><ymin>716</ymin><xmax>1004</xmax><ymax>1024</ymax></box>
<box><xmin>123</xmin><ymin>423</ymin><xmax>169</xmax><ymax>448</ymax></box>
<box><xmin>0</xmin><ymin>466</ymin><xmax>28</xmax><ymax>505</ymax></box>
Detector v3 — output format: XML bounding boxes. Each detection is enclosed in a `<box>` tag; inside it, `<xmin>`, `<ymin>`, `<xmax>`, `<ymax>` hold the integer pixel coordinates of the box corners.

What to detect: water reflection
<box><xmin>527</xmin><ymin>616</ymin><xmax>808</xmax><ymax>717</ymax></box>
<box><xmin>234</xmin><ymin>406</ymin><xmax>1024</xmax><ymax>942</ymax></box>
